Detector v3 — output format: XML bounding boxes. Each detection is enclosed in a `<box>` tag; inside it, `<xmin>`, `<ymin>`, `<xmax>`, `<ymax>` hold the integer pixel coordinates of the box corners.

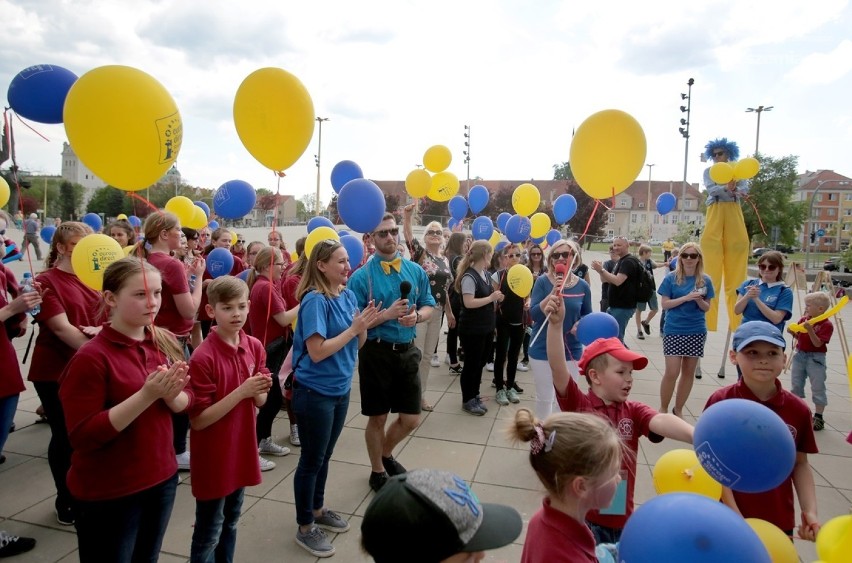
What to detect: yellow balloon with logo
<box><xmin>512</xmin><ymin>183</ymin><xmax>540</xmax><ymax>216</ymax></box>
<box><xmin>507</xmin><ymin>264</ymin><xmax>533</xmax><ymax>298</ymax></box>
<box><xmin>405</xmin><ymin>169</ymin><xmax>431</xmax><ymax>198</ymax></box>
<box><xmin>234</xmin><ymin>67</ymin><xmax>315</xmax><ymax>172</ymax></box>
<box><xmin>530</xmin><ymin>212</ymin><xmax>551</xmax><ymax>238</ymax></box>
<box><xmin>0</xmin><ymin>176</ymin><xmax>9</xmax><ymax>208</ymax></box>
<box><xmin>817</xmin><ymin>514</ymin><xmax>852</xmax><ymax>562</ymax></box>
<box><xmin>305</xmin><ymin>227</ymin><xmax>339</xmax><ymax>258</ymax></box>
<box><xmin>428</xmin><ymin>171</ymin><xmax>459</xmax><ymax>202</ymax></box>
<box><xmin>733</xmin><ymin>157</ymin><xmax>760</xmax><ymax>180</ymax></box>
<box><xmin>709</xmin><ymin>162</ymin><xmax>735</xmax><ymax>184</ymax></box>
<box><xmin>165</xmin><ymin>196</ymin><xmax>195</xmax><ymax>225</ymax></box>
<box><xmin>185</xmin><ymin>206</ymin><xmax>208</xmax><ymax>230</ymax></box>
<box><xmin>423</xmin><ymin>145</ymin><xmax>452</xmax><ymax>173</ymax></box>
<box><xmin>745</xmin><ymin>519</ymin><xmax>798</xmax><ymax>563</ymax></box>
<box><xmin>71</xmin><ymin>234</ymin><xmax>125</xmax><ymax>290</ymax></box>
<box><xmin>652</xmin><ymin>449</ymin><xmax>722</xmax><ymax>500</ymax></box>
<box><xmin>64</xmin><ymin>65</ymin><xmax>182</xmax><ymax>192</ymax></box>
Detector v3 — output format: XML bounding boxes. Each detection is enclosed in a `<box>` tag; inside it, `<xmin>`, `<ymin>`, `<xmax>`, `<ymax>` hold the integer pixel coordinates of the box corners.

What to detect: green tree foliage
<box><xmin>742</xmin><ymin>154</ymin><xmax>806</xmax><ymax>247</ymax></box>
<box><xmin>552</xmin><ymin>162</ymin><xmax>607</xmax><ymax>248</ymax></box>
<box><xmin>58</xmin><ymin>180</ymin><xmax>84</xmax><ymax>219</ymax></box>
<box><xmin>86</xmin><ymin>186</ymin><xmax>127</xmax><ymax>217</ymax></box>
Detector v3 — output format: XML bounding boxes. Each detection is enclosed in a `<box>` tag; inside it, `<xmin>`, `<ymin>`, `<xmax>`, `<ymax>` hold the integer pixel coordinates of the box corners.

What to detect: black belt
<box><xmin>368</xmin><ymin>339</ymin><xmax>414</xmax><ymax>352</ymax></box>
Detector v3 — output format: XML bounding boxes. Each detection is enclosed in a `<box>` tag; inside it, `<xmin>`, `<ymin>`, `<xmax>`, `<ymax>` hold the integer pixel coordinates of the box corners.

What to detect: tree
<box><xmin>58</xmin><ymin>180</ymin><xmax>84</xmax><ymax>219</ymax></box>
<box><xmin>299</xmin><ymin>193</ymin><xmax>322</xmax><ymax>216</ymax></box>
<box><xmin>742</xmin><ymin>154</ymin><xmax>806</xmax><ymax>247</ymax></box>
<box><xmin>553</xmin><ymin>162</ymin><xmax>607</xmax><ymax>248</ymax></box>
<box><xmin>86</xmin><ymin>186</ymin><xmax>126</xmax><ymax>218</ymax></box>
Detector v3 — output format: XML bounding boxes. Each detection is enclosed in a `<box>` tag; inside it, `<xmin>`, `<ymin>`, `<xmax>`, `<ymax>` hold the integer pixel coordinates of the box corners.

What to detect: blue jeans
<box><xmin>191</xmin><ymin>488</ymin><xmax>245</xmax><ymax>563</ymax></box>
<box><xmin>791</xmin><ymin>352</ymin><xmax>828</xmax><ymax>407</ymax></box>
<box><xmin>0</xmin><ymin>394</ymin><xmax>19</xmax><ymax>453</ymax></box>
<box><xmin>292</xmin><ymin>385</ymin><xmax>350</xmax><ymax>526</ymax></box>
<box><xmin>74</xmin><ymin>473</ymin><xmax>178</xmax><ymax>563</ymax></box>
<box><xmin>607</xmin><ymin>307</ymin><xmax>636</xmax><ymax>343</ymax></box>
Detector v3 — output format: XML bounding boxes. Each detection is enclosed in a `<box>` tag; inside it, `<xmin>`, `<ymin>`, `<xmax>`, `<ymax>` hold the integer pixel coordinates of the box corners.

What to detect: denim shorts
<box><xmin>790</xmin><ymin>351</ymin><xmax>828</xmax><ymax>406</ymax></box>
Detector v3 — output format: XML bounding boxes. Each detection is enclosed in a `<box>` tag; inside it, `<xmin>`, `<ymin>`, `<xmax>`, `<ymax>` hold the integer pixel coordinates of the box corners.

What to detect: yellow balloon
<box><xmin>291</xmin><ymin>251</ymin><xmax>299</xmax><ymax>263</ymax></box>
<box><xmin>652</xmin><ymin>449</ymin><xmax>722</xmax><ymax>500</ymax></box>
<box><xmin>530</xmin><ymin>212</ymin><xmax>551</xmax><ymax>238</ymax></box>
<box><xmin>185</xmin><ymin>206</ymin><xmax>208</xmax><ymax>230</ymax></box>
<box><xmin>64</xmin><ymin>65</ymin><xmax>182</xmax><ymax>191</ymax></box>
<box><xmin>165</xmin><ymin>196</ymin><xmax>195</xmax><ymax>225</ymax></box>
<box><xmin>428</xmin><ymin>171</ymin><xmax>460</xmax><ymax>202</ymax></box>
<box><xmin>123</xmin><ymin>245</ymin><xmax>137</xmax><ymax>256</ymax></box>
<box><xmin>423</xmin><ymin>145</ymin><xmax>452</xmax><ymax>173</ymax></box>
<box><xmin>817</xmin><ymin>515</ymin><xmax>852</xmax><ymax>562</ymax></box>
<box><xmin>233</xmin><ymin>67</ymin><xmax>315</xmax><ymax>172</ymax></box>
<box><xmin>570</xmin><ymin>109</ymin><xmax>646</xmax><ymax>200</ymax></box>
<box><xmin>709</xmin><ymin>162</ymin><xmax>735</xmax><ymax>184</ymax></box>
<box><xmin>512</xmin><ymin>183</ymin><xmax>540</xmax><ymax>216</ymax></box>
<box><xmin>116</xmin><ymin>213</ymin><xmax>128</xmax><ymax>220</ymax></box>
<box><xmin>405</xmin><ymin>169</ymin><xmax>432</xmax><ymax>198</ymax></box>
<box><xmin>231</xmin><ymin>231</ymin><xmax>238</xmax><ymax>245</ymax></box>
<box><xmin>71</xmin><ymin>234</ymin><xmax>125</xmax><ymax>290</ymax></box>
<box><xmin>734</xmin><ymin>157</ymin><xmax>760</xmax><ymax>180</ymax></box>
<box><xmin>789</xmin><ymin>296</ymin><xmax>848</xmax><ymax>333</ymax></box>
<box><xmin>488</xmin><ymin>231</ymin><xmax>501</xmax><ymax>248</ymax></box>
<box><xmin>507</xmin><ymin>264</ymin><xmax>533</xmax><ymax>298</ymax></box>
<box><xmin>745</xmin><ymin>519</ymin><xmax>798</xmax><ymax>563</ymax></box>
<box><xmin>0</xmin><ymin>176</ymin><xmax>9</xmax><ymax>208</ymax></box>
<box><xmin>304</xmin><ymin>226</ymin><xmax>339</xmax><ymax>258</ymax></box>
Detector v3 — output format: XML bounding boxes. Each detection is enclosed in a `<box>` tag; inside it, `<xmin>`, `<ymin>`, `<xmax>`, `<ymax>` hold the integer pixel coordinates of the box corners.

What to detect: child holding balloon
<box><xmin>788</xmin><ymin>292</ymin><xmax>833</xmax><ymax>431</ymax></box>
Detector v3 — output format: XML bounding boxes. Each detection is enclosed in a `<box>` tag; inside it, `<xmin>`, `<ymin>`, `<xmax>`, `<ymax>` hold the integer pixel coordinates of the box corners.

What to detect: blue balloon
<box><xmin>656</xmin><ymin>192</ymin><xmax>677</xmax><ymax>215</ymax></box>
<box><xmin>496</xmin><ymin>212</ymin><xmax>511</xmax><ymax>233</ymax></box>
<box><xmin>553</xmin><ymin>194</ymin><xmax>578</xmax><ymax>224</ymax></box>
<box><xmin>194</xmin><ymin>201</ymin><xmax>210</xmax><ymax>218</ymax></box>
<box><xmin>330</xmin><ymin>160</ymin><xmax>364</xmax><ymax>194</ymax></box>
<box><xmin>308</xmin><ymin>216</ymin><xmax>335</xmax><ymax>233</ymax></box>
<box><xmin>468</xmin><ymin>185</ymin><xmax>489</xmax><ymax>214</ymax></box>
<box><xmin>337</xmin><ymin>178</ymin><xmax>386</xmax><ymax>234</ymax></box>
<box><xmin>531</xmin><ymin>235</ymin><xmax>545</xmax><ymax>244</ymax></box>
<box><xmin>128</xmin><ymin>215</ymin><xmax>142</xmax><ymax>228</ymax></box>
<box><xmin>694</xmin><ymin>398</ymin><xmax>796</xmax><ymax>493</ymax></box>
<box><xmin>545</xmin><ymin>229</ymin><xmax>562</xmax><ymax>247</ymax></box>
<box><xmin>494</xmin><ymin>241</ymin><xmax>508</xmax><ymax>254</ymax></box>
<box><xmin>206</xmin><ymin>247</ymin><xmax>234</xmax><ymax>278</ymax></box>
<box><xmin>620</xmin><ymin>493</ymin><xmax>770</xmax><ymax>563</ymax></box>
<box><xmin>337</xmin><ymin>230</ymin><xmax>350</xmax><ymax>237</ymax></box>
<box><xmin>504</xmin><ymin>214</ymin><xmax>531</xmax><ymax>243</ymax></box>
<box><xmin>340</xmin><ymin>234</ymin><xmax>365</xmax><ymax>268</ymax></box>
<box><xmin>236</xmin><ymin>269</ymin><xmax>250</xmax><ymax>282</ymax></box>
<box><xmin>471</xmin><ymin>216</ymin><xmax>494</xmax><ymax>241</ymax></box>
<box><xmin>208</xmin><ymin>220</ymin><xmax>220</xmax><ymax>230</ymax></box>
<box><xmin>40</xmin><ymin>225</ymin><xmax>56</xmax><ymax>244</ymax></box>
<box><xmin>7</xmin><ymin>64</ymin><xmax>78</xmax><ymax>124</ymax></box>
<box><xmin>447</xmin><ymin>217</ymin><xmax>460</xmax><ymax>231</ymax></box>
<box><xmin>82</xmin><ymin>212</ymin><xmax>102</xmax><ymax>232</ymax></box>
<box><xmin>448</xmin><ymin>196</ymin><xmax>469</xmax><ymax>221</ymax></box>
<box><xmin>213</xmin><ymin>180</ymin><xmax>256</xmax><ymax>219</ymax></box>
<box><xmin>576</xmin><ymin>313</ymin><xmax>620</xmax><ymax>346</ymax></box>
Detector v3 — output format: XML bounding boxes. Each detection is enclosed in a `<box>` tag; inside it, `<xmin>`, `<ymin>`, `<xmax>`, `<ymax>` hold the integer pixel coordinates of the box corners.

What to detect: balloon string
<box><xmin>577</xmin><ymin>200</ymin><xmax>601</xmax><ymax>242</ymax></box>
<box><xmin>4</xmin><ymin>110</ymin><xmax>36</xmax><ymax>277</ymax></box>
<box><xmin>740</xmin><ymin>194</ymin><xmax>767</xmax><ymax>236</ymax></box>
<box><xmin>12</xmin><ymin>112</ymin><xmax>50</xmax><ymax>142</ymax></box>
<box><xmin>127</xmin><ymin>191</ymin><xmax>160</xmax><ymax>213</ymax></box>
<box><xmin>260</xmin><ymin>174</ymin><xmax>284</xmax><ymax>348</ymax></box>
<box><xmin>130</xmin><ymin>193</ymin><xmax>168</xmax><ymax>365</ymax></box>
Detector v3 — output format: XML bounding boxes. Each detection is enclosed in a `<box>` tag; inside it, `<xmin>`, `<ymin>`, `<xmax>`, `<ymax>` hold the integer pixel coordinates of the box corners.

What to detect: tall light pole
<box><xmin>805</xmin><ymin>179</ymin><xmax>851</xmax><ymax>269</ymax></box>
<box><xmin>463</xmin><ymin>125</ymin><xmax>471</xmax><ymax>192</ymax></box>
<box><xmin>314</xmin><ymin>116</ymin><xmax>329</xmax><ymax>216</ymax></box>
<box><xmin>745</xmin><ymin>105</ymin><xmax>773</xmax><ymax>154</ymax></box>
<box><xmin>679</xmin><ymin>78</ymin><xmax>694</xmax><ymax>218</ymax></box>
<box><xmin>645</xmin><ymin>163</ymin><xmax>655</xmax><ymax>232</ymax></box>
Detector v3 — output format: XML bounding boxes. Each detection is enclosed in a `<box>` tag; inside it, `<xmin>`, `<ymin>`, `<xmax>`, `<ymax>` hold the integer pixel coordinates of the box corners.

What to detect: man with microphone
<box><xmin>348</xmin><ymin>213</ymin><xmax>435</xmax><ymax>492</ymax></box>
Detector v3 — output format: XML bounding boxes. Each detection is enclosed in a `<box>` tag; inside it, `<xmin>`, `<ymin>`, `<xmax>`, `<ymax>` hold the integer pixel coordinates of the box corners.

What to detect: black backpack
<box><xmin>626</xmin><ymin>256</ymin><xmax>655</xmax><ymax>303</ymax></box>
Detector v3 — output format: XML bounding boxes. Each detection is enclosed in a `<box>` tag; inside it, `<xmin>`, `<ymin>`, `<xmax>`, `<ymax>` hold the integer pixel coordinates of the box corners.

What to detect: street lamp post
<box><xmin>804</xmin><ymin>179</ymin><xmax>850</xmax><ymax>269</ymax></box>
<box><xmin>463</xmin><ymin>125</ymin><xmax>471</xmax><ymax>192</ymax></box>
<box><xmin>645</xmin><ymin>163</ymin><xmax>655</xmax><ymax>234</ymax></box>
<box><xmin>745</xmin><ymin>105</ymin><xmax>773</xmax><ymax>154</ymax></box>
<box><xmin>679</xmin><ymin>79</ymin><xmax>694</xmax><ymax>219</ymax></box>
<box><xmin>315</xmin><ymin>116</ymin><xmax>329</xmax><ymax>216</ymax></box>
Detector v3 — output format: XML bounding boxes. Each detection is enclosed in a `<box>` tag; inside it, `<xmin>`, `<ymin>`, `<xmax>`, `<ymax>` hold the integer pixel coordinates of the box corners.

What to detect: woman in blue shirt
<box><xmin>733</xmin><ymin>251</ymin><xmax>793</xmax><ymax>331</ymax></box>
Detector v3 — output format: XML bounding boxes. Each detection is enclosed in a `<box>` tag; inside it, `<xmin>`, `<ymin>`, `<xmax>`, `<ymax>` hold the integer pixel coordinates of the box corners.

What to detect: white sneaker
<box><xmin>176</xmin><ymin>451</ymin><xmax>191</xmax><ymax>471</ymax></box>
<box><xmin>444</xmin><ymin>354</ymin><xmax>451</xmax><ymax>366</ymax></box>
<box><xmin>516</xmin><ymin>362</ymin><xmax>529</xmax><ymax>372</ymax></box>
<box><xmin>430</xmin><ymin>354</ymin><xmax>440</xmax><ymax>367</ymax></box>
<box><xmin>486</xmin><ymin>362</ymin><xmax>495</xmax><ymax>372</ymax></box>
<box><xmin>289</xmin><ymin>424</ymin><xmax>301</xmax><ymax>447</ymax></box>
<box><xmin>259</xmin><ymin>455</ymin><xmax>277</xmax><ymax>472</ymax></box>
<box><xmin>259</xmin><ymin>437</ymin><xmax>291</xmax><ymax>457</ymax></box>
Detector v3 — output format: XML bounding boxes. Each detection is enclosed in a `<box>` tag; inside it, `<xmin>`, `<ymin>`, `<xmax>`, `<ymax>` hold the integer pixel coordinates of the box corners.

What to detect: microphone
<box><xmin>554</xmin><ymin>263</ymin><xmax>568</xmax><ymax>280</ymax></box>
<box><xmin>529</xmin><ymin>263</ymin><xmax>571</xmax><ymax>348</ymax></box>
<box><xmin>400</xmin><ymin>281</ymin><xmax>412</xmax><ymax>301</ymax></box>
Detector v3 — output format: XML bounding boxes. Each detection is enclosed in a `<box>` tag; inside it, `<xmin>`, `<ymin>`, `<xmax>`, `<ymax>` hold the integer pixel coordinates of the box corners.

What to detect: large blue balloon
<box><xmin>337</xmin><ymin>178</ymin><xmax>386</xmax><ymax>234</ymax></box>
<box><xmin>213</xmin><ymin>180</ymin><xmax>256</xmax><ymax>219</ymax></box>
<box><xmin>496</xmin><ymin>212</ymin><xmax>511</xmax><ymax>233</ymax></box>
<box><xmin>330</xmin><ymin>160</ymin><xmax>364</xmax><ymax>194</ymax></box>
<box><xmin>206</xmin><ymin>247</ymin><xmax>235</xmax><ymax>278</ymax></box>
<box><xmin>468</xmin><ymin>185</ymin><xmax>489</xmax><ymax>214</ymax></box>
<box><xmin>619</xmin><ymin>494</ymin><xmax>770</xmax><ymax>563</ymax></box>
<box><xmin>545</xmin><ymin>229</ymin><xmax>562</xmax><ymax>247</ymax></box>
<box><xmin>308</xmin><ymin>216</ymin><xmax>335</xmax><ymax>233</ymax></box>
<box><xmin>471</xmin><ymin>216</ymin><xmax>494</xmax><ymax>241</ymax></box>
<box><xmin>448</xmin><ymin>196</ymin><xmax>468</xmax><ymax>221</ymax></box>
<box><xmin>576</xmin><ymin>313</ymin><xmax>620</xmax><ymax>345</ymax></box>
<box><xmin>40</xmin><ymin>225</ymin><xmax>56</xmax><ymax>244</ymax></box>
<box><xmin>128</xmin><ymin>215</ymin><xmax>142</xmax><ymax>228</ymax></box>
<box><xmin>340</xmin><ymin>234</ymin><xmax>365</xmax><ymax>267</ymax></box>
<box><xmin>504</xmin><ymin>214</ymin><xmax>531</xmax><ymax>243</ymax></box>
<box><xmin>7</xmin><ymin>64</ymin><xmax>78</xmax><ymax>124</ymax></box>
<box><xmin>553</xmin><ymin>194</ymin><xmax>578</xmax><ymax>224</ymax></box>
<box><xmin>194</xmin><ymin>201</ymin><xmax>211</xmax><ymax>218</ymax></box>
<box><xmin>656</xmin><ymin>192</ymin><xmax>677</xmax><ymax>215</ymax></box>
<box><xmin>82</xmin><ymin>212</ymin><xmax>103</xmax><ymax>233</ymax></box>
<box><xmin>694</xmin><ymin>399</ymin><xmax>796</xmax><ymax>493</ymax></box>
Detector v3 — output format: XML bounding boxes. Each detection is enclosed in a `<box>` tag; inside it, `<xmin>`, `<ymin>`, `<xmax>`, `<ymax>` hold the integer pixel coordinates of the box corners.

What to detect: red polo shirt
<box><xmin>793</xmin><ymin>316</ymin><xmax>833</xmax><ymax>353</ymax></box>
<box><xmin>249</xmin><ymin>275</ymin><xmax>289</xmax><ymax>345</ymax></box>
<box><xmin>0</xmin><ymin>264</ymin><xmax>24</xmax><ymax>399</ymax></box>
<box><xmin>281</xmin><ymin>273</ymin><xmax>301</xmax><ymax>311</ymax></box>
<box><xmin>147</xmin><ymin>252</ymin><xmax>194</xmax><ymax>337</ymax></box>
<box><xmin>522</xmin><ymin>497</ymin><xmax>597</xmax><ymax>562</ymax></box>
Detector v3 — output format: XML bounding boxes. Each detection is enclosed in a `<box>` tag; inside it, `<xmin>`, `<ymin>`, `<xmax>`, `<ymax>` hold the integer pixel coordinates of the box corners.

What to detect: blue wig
<box><xmin>704</xmin><ymin>138</ymin><xmax>740</xmax><ymax>161</ymax></box>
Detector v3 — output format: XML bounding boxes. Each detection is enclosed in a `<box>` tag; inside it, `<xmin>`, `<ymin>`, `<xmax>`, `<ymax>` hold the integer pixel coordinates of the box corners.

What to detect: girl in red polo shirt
<box><xmin>60</xmin><ymin>257</ymin><xmax>189</xmax><ymax>563</ymax></box>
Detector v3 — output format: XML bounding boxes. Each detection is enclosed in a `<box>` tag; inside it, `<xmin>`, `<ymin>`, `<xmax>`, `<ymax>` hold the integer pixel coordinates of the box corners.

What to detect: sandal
<box><xmin>421</xmin><ymin>403</ymin><xmax>434</xmax><ymax>412</ymax></box>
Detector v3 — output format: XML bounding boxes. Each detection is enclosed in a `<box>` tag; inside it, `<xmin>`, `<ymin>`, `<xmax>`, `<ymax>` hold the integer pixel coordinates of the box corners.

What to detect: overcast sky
<box><xmin>3</xmin><ymin>0</ymin><xmax>851</xmax><ymax>205</ymax></box>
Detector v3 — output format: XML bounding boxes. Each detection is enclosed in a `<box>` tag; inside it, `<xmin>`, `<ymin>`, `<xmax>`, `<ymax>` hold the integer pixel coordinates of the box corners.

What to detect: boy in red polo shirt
<box><xmin>186</xmin><ymin>276</ymin><xmax>273</xmax><ymax>561</ymax></box>
<box><xmin>543</xmin><ymin>294</ymin><xmax>694</xmax><ymax>544</ymax></box>
<box><xmin>788</xmin><ymin>292</ymin><xmax>833</xmax><ymax>431</ymax></box>
<box><xmin>706</xmin><ymin>320</ymin><xmax>820</xmax><ymax>539</ymax></box>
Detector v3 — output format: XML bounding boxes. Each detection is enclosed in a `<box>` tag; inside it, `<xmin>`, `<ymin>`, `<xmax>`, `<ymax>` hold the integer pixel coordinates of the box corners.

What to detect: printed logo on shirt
<box><xmin>617</xmin><ymin>418</ymin><xmax>634</xmax><ymax>440</ymax></box>
<box><xmin>787</xmin><ymin>423</ymin><xmax>797</xmax><ymax>441</ymax></box>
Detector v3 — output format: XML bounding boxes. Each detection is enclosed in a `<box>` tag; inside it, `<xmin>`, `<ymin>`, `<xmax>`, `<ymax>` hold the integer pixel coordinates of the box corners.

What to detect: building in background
<box><xmin>797</xmin><ymin>170</ymin><xmax>852</xmax><ymax>253</ymax></box>
<box><xmin>61</xmin><ymin>142</ymin><xmax>104</xmax><ymax>207</ymax></box>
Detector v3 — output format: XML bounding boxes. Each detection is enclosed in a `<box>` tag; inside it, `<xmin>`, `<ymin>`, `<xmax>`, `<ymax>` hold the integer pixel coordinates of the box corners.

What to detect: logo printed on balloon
<box><xmin>156</xmin><ymin>114</ymin><xmax>183</xmax><ymax>163</ymax></box>
<box><xmin>70</xmin><ymin>234</ymin><xmax>124</xmax><ymax>290</ymax></box>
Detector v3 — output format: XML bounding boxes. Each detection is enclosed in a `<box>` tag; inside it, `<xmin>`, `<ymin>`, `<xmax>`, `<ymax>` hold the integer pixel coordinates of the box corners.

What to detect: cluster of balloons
<box><xmin>709</xmin><ymin>157</ymin><xmax>760</xmax><ymax>185</ymax></box>
<box><xmin>404</xmin><ymin>145</ymin><xmax>461</xmax><ymax>203</ymax></box>
<box><xmin>166</xmin><ymin>196</ymin><xmax>211</xmax><ymax>230</ymax></box>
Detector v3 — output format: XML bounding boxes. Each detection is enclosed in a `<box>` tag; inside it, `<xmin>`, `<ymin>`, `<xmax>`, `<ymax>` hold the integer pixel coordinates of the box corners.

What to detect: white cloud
<box><xmin>786</xmin><ymin>39</ymin><xmax>852</xmax><ymax>85</ymax></box>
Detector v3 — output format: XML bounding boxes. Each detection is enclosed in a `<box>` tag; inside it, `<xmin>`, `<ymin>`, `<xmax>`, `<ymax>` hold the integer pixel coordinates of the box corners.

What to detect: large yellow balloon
<box><xmin>709</xmin><ymin>162</ymin><xmax>735</xmax><ymax>184</ymax></box>
<box><xmin>233</xmin><ymin>67</ymin><xmax>315</xmax><ymax>172</ymax></box>
<box><xmin>530</xmin><ymin>212</ymin><xmax>551</xmax><ymax>238</ymax></box>
<box><xmin>185</xmin><ymin>206</ymin><xmax>208</xmax><ymax>230</ymax></box>
<box><xmin>405</xmin><ymin>169</ymin><xmax>432</xmax><ymax>198</ymax></box>
<box><xmin>165</xmin><ymin>196</ymin><xmax>195</xmax><ymax>226</ymax></box>
<box><xmin>507</xmin><ymin>264</ymin><xmax>533</xmax><ymax>298</ymax></box>
<box><xmin>304</xmin><ymin>227</ymin><xmax>340</xmax><ymax>258</ymax></box>
<box><xmin>734</xmin><ymin>157</ymin><xmax>760</xmax><ymax>180</ymax></box>
<box><xmin>512</xmin><ymin>183</ymin><xmax>540</xmax><ymax>216</ymax></box>
<box><xmin>745</xmin><ymin>519</ymin><xmax>798</xmax><ymax>563</ymax></box>
<box><xmin>64</xmin><ymin>65</ymin><xmax>182</xmax><ymax>192</ymax></box>
<box><xmin>652</xmin><ymin>449</ymin><xmax>722</xmax><ymax>500</ymax></box>
<box><xmin>71</xmin><ymin>234</ymin><xmax>125</xmax><ymax>290</ymax></box>
<box><xmin>570</xmin><ymin>109</ymin><xmax>646</xmax><ymax>200</ymax></box>
<box><xmin>423</xmin><ymin>145</ymin><xmax>452</xmax><ymax>173</ymax></box>
<box><xmin>428</xmin><ymin>171</ymin><xmax>460</xmax><ymax>202</ymax></box>
<box><xmin>0</xmin><ymin>176</ymin><xmax>9</xmax><ymax>208</ymax></box>
<box><xmin>817</xmin><ymin>515</ymin><xmax>852</xmax><ymax>562</ymax></box>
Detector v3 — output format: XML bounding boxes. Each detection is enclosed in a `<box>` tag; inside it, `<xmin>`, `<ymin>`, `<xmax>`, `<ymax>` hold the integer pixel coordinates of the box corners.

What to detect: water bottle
<box><xmin>21</xmin><ymin>272</ymin><xmax>40</xmax><ymax>316</ymax></box>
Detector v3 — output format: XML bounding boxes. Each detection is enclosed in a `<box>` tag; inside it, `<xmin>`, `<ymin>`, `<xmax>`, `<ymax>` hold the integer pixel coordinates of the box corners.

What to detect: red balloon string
<box><xmin>577</xmin><ymin>200</ymin><xmax>601</xmax><ymax>242</ymax></box>
<box><xmin>13</xmin><ymin>112</ymin><xmax>51</xmax><ymax>142</ymax></box>
<box><xmin>127</xmin><ymin>191</ymin><xmax>161</xmax><ymax>214</ymax></box>
<box><xmin>260</xmin><ymin>174</ymin><xmax>284</xmax><ymax>348</ymax></box>
<box><xmin>4</xmin><ymin>111</ymin><xmax>38</xmax><ymax>277</ymax></box>
<box><xmin>741</xmin><ymin>194</ymin><xmax>768</xmax><ymax>236</ymax></box>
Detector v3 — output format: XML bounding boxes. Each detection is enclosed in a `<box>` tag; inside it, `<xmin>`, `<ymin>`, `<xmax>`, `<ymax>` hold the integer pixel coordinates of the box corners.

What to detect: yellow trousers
<box><xmin>700</xmin><ymin>202</ymin><xmax>749</xmax><ymax>331</ymax></box>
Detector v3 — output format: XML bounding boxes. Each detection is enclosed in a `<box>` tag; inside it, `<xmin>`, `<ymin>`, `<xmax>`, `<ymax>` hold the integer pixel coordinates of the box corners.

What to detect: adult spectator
<box><xmin>734</xmin><ymin>250</ymin><xmax>793</xmax><ymax>331</ymax></box>
<box><xmin>592</xmin><ymin>236</ymin><xmax>641</xmax><ymax>342</ymax></box>
<box><xmin>598</xmin><ymin>246</ymin><xmax>617</xmax><ymax>312</ymax></box>
<box><xmin>231</xmin><ymin>234</ymin><xmax>247</xmax><ymax>261</ymax></box>
<box><xmin>662</xmin><ymin>238</ymin><xmax>675</xmax><ymax>261</ymax></box>
<box><xmin>633</xmin><ymin>244</ymin><xmax>667</xmax><ymax>340</ymax></box>
<box><xmin>21</xmin><ymin>213</ymin><xmax>42</xmax><ymax>260</ymax></box>
<box><xmin>491</xmin><ymin>243</ymin><xmax>525</xmax><ymax>406</ymax></box>
<box><xmin>444</xmin><ymin>232</ymin><xmax>469</xmax><ymax>374</ymax></box>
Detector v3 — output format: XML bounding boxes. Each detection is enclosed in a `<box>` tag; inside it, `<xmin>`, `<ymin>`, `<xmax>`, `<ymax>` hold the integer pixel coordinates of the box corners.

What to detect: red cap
<box><xmin>578</xmin><ymin>337</ymin><xmax>648</xmax><ymax>375</ymax></box>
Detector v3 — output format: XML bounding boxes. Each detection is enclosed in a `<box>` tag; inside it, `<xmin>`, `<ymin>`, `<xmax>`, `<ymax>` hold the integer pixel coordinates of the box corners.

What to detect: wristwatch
<box><xmin>415</xmin><ymin>311</ymin><xmax>421</xmax><ymax>324</ymax></box>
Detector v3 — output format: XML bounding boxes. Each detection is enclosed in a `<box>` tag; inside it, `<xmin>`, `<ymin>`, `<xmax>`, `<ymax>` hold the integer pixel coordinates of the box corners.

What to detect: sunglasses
<box><xmin>373</xmin><ymin>228</ymin><xmax>399</xmax><ymax>238</ymax></box>
<box><xmin>236</xmin><ymin>239</ymin><xmax>245</xmax><ymax>243</ymax></box>
<box><xmin>713</xmin><ymin>151</ymin><xmax>725</xmax><ymax>157</ymax></box>
<box><xmin>530</xmin><ymin>253</ymin><xmax>542</xmax><ymax>257</ymax></box>
<box><xmin>681</xmin><ymin>253</ymin><xmax>700</xmax><ymax>259</ymax></box>
<box><xmin>758</xmin><ymin>263</ymin><xmax>779</xmax><ymax>271</ymax></box>
<box><xmin>505</xmin><ymin>253</ymin><xmax>519</xmax><ymax>258</ymax></box>
<box><xmin>426</xmin><ymin>229</ymin><xmax>443</xmax><ymax>236</ymax></box>
<box><xmin>551</xmin><ymin>251</ymin><xmax>572</xmax><ymax>259</ymax></box>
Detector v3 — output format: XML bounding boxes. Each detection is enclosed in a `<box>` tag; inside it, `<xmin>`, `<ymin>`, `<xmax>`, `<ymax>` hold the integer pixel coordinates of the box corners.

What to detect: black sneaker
<box><xmin>369</xmin><ymin>471</ymin><xmax>389</xmax><ymax>492</ymax></box>
<box><xmin>813</xmin><ymin>416</ymin><xmax>825</xmax><ymax>431</ymax></box>
<box><xmin>381</xmin><ymin>456</ymin><xmax>406</xmax><ymax>476</ymax></box>
<box><xmin>0</xmin><ymin>531</ymin><xmax>36</xmax><ymax>558</ymax></box>
<box><xmin>511</xmin><ymin>382</ymin><xmax>524</xmax><ymax>394</ymax></box>
<box><xmin>641</xmin><ymin>321</ymin><xmax>651</xmax><ymax>335</ymax></box>
<box><xmin>449</xmin><ymin>364</ymin><xmax>462</xmax><ymax>375</ymax></box>
<box><xmin>55</xmin><ymin>504</ymin><xmax>75</xmax><ymax>526</ymax></box>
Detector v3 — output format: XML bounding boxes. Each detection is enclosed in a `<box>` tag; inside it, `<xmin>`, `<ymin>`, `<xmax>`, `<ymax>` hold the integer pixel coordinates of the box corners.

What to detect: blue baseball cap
<box><xmin>732</xmin><ymin>321</ymin><xmax>786</xmax><ymax>352</ymax></box>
